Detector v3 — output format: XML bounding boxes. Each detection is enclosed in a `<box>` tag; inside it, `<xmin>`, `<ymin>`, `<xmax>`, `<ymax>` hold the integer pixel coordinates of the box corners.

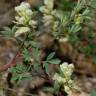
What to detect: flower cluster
<box><xmin>14</xmin><ymin>2</ymin><xmax>37</xmax><ymax>28</ymax></box>
<box><xmin>53</xmin><ymin>62</ymin><xmax>79</xmax><ymax>94</ymax></box>
<box><xmin>74</xmin><ymin>14</ymin><xmax>83</xmax><ymax>24</ymax></box>
<box><xmin>74</xmin><ymin>8</ymin><xmax>91</xmax><ymax>25</ymax></box>
<box><xmin>39</xmin><ymin>0</ymin><xmax>59</xmax><ymax>34</ymax></box>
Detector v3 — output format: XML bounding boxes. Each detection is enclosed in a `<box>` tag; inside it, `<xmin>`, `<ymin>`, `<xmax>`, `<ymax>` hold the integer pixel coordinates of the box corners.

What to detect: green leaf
<box><xmin>91</xmin><ymin>0</ymin><xmax>96</xmax><ymax>8</ymax></box>
<box><xmin>47</xmin><ymin>52</ymin><xmax>55</xmax><ymax>60</ymax></box>
<box><xmin>20</xmin><ymin>76</ymin><xmax>32</xmax><ymax>81</ymax></box>
<box><xmin>3</xmin><ymin>26</ymin><xmax>11</xmax><ymax>31</ymax></box>
<box><xmin>10</xmin><ymin>64</ymin><xmax>31</xmax><ymax>81</ymax></box>
<box><xmin>11</xmin><ymin>75</ymin><xmax>20</xmax><ymax>81</ymax></box>
<box><xmin>12</xmin><ymin>26</ymin><xmax>17</xmax><ymax>33</ymax></box>
<box><xmin>10</xmin><ymin>64</ymin><xmax>27</xmax><ymax>74</ymax></box>
<box><xmin>32</xmin><ymin>47</ymin><xmax>41</xmax><ymax>60</ymax></box>
<box><xmin>16</xmin><ymin>64</ymin><xmax>27</xmax><ymax>72</ymax></box>
<box><xmin>11</xmin><ymin>75</ymin><xmax>29</xmax><ymax>81</ymax></box>
<box><xmin>1</xmin><ymin>26</ymin><xmax>17</xmax><ymax>37</ymax></box>
<box><xmin>69</xmin><ymin>24</ymin><xmax>81</xmax><ymax>33</ymax></box>
<box><xmin>9</xmin><ymin>67</ymin><xmax>17</xmax><ymax>73</ymax></box>
<box><xmin>44</xmin><ymin>62</ymin><xmax>49</xmax><ymax>74</ymax></box>
<box><xmin>30</xmin><ymin>41</ymin><xmax>40</xmax><ymax>48</ymax></box>
<box><xmin>82</xmin><ymin>8</ymin><xmax>90</xmax><ymax>16</ymax></box>
<box><xmin>56</xmin><ymin>11</ymin><xmax>69</xmax><ymax>27</ymax></box>
<box><xmin>33</xmin><ymin>62</ymin><xmax>40</xmax><ymax>71</ymax></box>
<box><xmin>43</xmin><ymin>61</ymin><xmax>50</xmax><ymax>74</ymax></box>
<box><xmin>82</xmin><ymin>46</ymin><xmax>91</xmax><ymax>56</ymax></box>
<box><xmin>74</xmin><ymin>0</ymin><xmax>84</xmax><ymax>12</ymax></box>
<box><xmin>91</xmin><ymin>88</ymin><xmax>96</xmax><ymax>96</ymax></box>
<box><xmin>42</xmin><ymin>87</ymin><xmax>55</xmax><ymax>93</ymax></box>
<box><xmin>54</xmin><ymin>81</ymin><xmax>60</xmax><ymax>92</ymax></box>
<box><xmin>48</xmin><ymin>59</ymin><xmax>61</xmax><ymax>64</ymax></box>
<box><xmin>23</xmin><ymin>48</ymin><xmax>32</xmax><ymax>61</ymax></box>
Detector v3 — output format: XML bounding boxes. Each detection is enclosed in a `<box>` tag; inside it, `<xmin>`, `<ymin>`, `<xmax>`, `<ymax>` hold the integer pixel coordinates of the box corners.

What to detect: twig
<box><xmin>0</xmin><ymin>33</ymin><xmax>29</xmax><ymax>72</ymax></box>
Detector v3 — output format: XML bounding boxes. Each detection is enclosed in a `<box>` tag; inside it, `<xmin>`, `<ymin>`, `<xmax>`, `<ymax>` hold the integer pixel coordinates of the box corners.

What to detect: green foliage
<box><xmin>69</xmin><ymin>24</ymin><xmax>82</xmax><ymax>33</ymax></box>
<box><xmin>56</xmin><ymin>0</ymin><xmax>75</xmax><ymax>10</ymax></box>
<box><xmin>22</xmin><ymin>43</ymin><xmax>61</xmax><ymax>75</ymax></box>
<box><xmin>22</xmin><ymin>41</ymin><xmax>41</xmax><ymax>71</ymax></box>
<box><xmin>53</xmin><ymin>81</ymin><xmax>61</xmax><ymax>92</ymax></box>
<box><xmin>1</xmin><ymin>1</ymin><xmax>96</xmax><ymax>93</ymax></box>
<box><xmin>82</xmin><ymin>45</ymin><xmax>91</xmax><ymax>56</ymax></box>
<box><xmin>90</xmin><ymin>0</ymin><xmax>96</xmax><ymax>9</ymax></box>
<box><xmin>22</xmin><ymin>48</ymin><xmax>32</xmax><ymax>61</ymax></box>
<box><xmin>1</xmin><ymin>26</ymin><xmax>17</xmax><ymax>37</ymax></box>
<box><xmin>91</xmin><ymin>88</ymin><xmax>96</xmax><ymax>96</ymax></box>
<box><xmin>81</xmin><ymin>44</ymin><xmax>96</xmax><ymax>63</ymax></box>
<box><xmin>9</xmin><ymin>64</ymin><xmax>31</xmax><ymax>81</ymax></box>
<box><xmin>56</xmin><ymin>0</ymin><xmax>96</xmax><ymax>64</ymax></box>
<box><xmin>43</xmin><ymin>52</ymin><xmax>61</xmax><ymax>74</ymax></box>
<box><xmin>32</xmin><ymin>47</ymin><xmax>41</xmax><ymax>61</ymax></box>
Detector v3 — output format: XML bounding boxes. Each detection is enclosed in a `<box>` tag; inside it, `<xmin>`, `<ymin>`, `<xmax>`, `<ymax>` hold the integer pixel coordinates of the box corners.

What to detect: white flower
<box><xmin>44</xmin><ymin>0</ymin><xmax>49</xmax><ymax>5</ymax></box>
<box><xmin>51</xmin><ymin>10</ymin><xmax>57</xmax><ymax>15</ymax></box>
<box><xmin>53</xmin><ymin>62</ymin><xmax>79</xmax><ymax>95</ymax></box>
<box><xmin>15</xmin><ymin>16</ymin><xmax>20</xmax><ymax>21</ymax></box>
<box><xmin>44</xmin><ymin>0</ymin><xmax>54</xmax><ymax>10</ymax></box>
<box><xmin>21</xmin><ymin>2</ymin><xmax>30</xmax><ymax>9</ymax></box>
<box><xmin>60</xmin><ymin>62</ymin><xmax>68</xmax><ymax>72</ymax></box>
<box><xmin>30</xmin><ymin>58</ymin><xmax>34</xmax><ymax>62</ymax></box>
<box><xmin>29</xmin><ymin>20</ymin><xmax>37</xmax><ymax>28</ymax></box>
<box><xmin>25</xmin><ymin>9</ymin><xmax>33</xmax><ymax>16</ymax></box>
<box><xmin>69</xmin><ymin>64</ymin><xmax>74</xmax><ymax>69</ymax></box>
<box><xmin>39</xmin><ymin>6</ymin><xmax>49</xmax><ymax>13</ymax></box>
<box><xmin>53</xmin><ymin>21</ymin><xmax>59</xmax><ymax>29</ymax></box>
<box><xmin>64</xmin><ymin>70</ymin><xmax>72</xmax><ymax>77</ymax></box>
<box><xmin>15</xmin><ymin>2</ymin><xmax>30</xmax><ymax>12</ymax></box>
<box><xmin>15</xmin><ymin>6</ymin><xmax>20</xmax><ymax>12</ymax></box>
<box><xmin>15</xmin><ymin>27</ymin><xmax>30</xmax><ymax>37</ymax></box>
<box><xmin>43</xmin><ymin>15</ymin><xmax>53</xmax><ymax>21</ymax></box>
<box><xmin>44</xmin><ymin>21</ymin><xmax>51</xmax><ymax>26</ymax></box>
<box><xmin>64</xmin><ymin>86</ymin><xmax>71</xmax><ymax>94</ymax></box>
<box><xmin>53</xmin><ymin>73</ymin><xmax>66</xmax><ymax>83</ymax></box>
<box><xmin>19</xmin><ymin>17</ymin><xmax>26</xmax><ymax>24</ymax></box>
<box><xmin>68</xmin><ymin>80</ymin><xmax>74</xmax><ymax>85</ymax></box>
<box><xmin>15</xmin><ymin>16</ymin><xmax>26</xmax><ymax>24</ymax></box>
<box><xmin>31</xmin><ymin>20</ymin><xmax>37</xmax><ymax>25</ymax></box>
<box><xmin>60</xmin><ymin>62</ymin><xmax>74</xmax><ymax>75</ymax></box>
<box><xmin>59</xmin><ymin>37</ymin><xmax>69</xmax><ymax>42</ymax></box>
<box><xmin>39</xmin><ymin>6</ymin><xmax>45</xmax><ymax>12</ymax></box>
<box><xmin>53</xmin><ymin>73</ymin><xmax>59</xmax><ymax>81</ymax></box>
<box><xmin>14</xmin><ymin>2</ymin><xmax>36</xmax><ymax>27</ymax></box>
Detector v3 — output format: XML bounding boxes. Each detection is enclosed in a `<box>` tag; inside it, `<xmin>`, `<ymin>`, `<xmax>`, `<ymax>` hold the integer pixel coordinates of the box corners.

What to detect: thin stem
<box><xmin>0</xmin><ymin>32</ymin><xmax>29</xmax><ymax>73</ymax></box>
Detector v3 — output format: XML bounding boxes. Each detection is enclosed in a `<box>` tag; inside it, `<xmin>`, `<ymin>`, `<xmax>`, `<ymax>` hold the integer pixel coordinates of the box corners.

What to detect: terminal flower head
<box><xmin>53</xmin><ymin>62</ymin><xmax>79</xmax><ymax>94</ymax></box>
<box><xmin>15</xmin><ymin>2</ymin><xmax>30</xmax><ymax>12</ymax></box>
